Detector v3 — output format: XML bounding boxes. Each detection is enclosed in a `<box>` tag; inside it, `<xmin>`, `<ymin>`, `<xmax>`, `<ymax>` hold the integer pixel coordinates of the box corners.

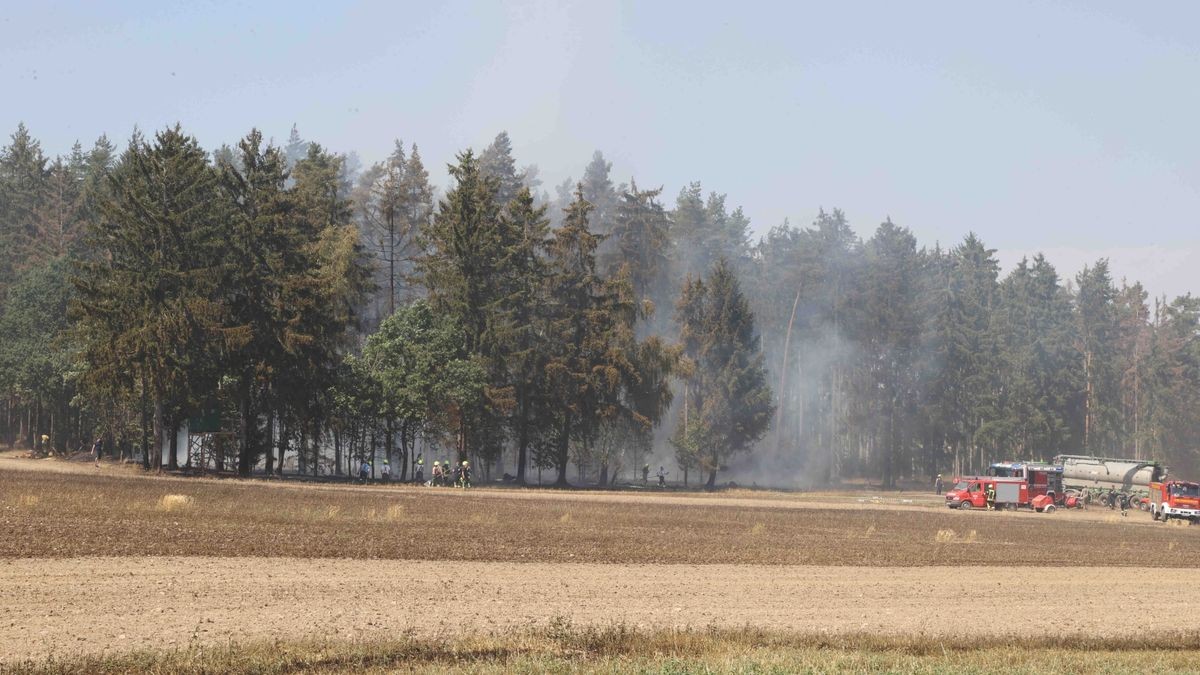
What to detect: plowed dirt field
<box><xmin>2</xmin><ymin>454</ymin><xmax>1198</xmax><ymax>666</ymax></box>
<box><xmin>3</xmin><ymin>557</ymin><xmax>1197</xmax><ymax>662</ymax></box>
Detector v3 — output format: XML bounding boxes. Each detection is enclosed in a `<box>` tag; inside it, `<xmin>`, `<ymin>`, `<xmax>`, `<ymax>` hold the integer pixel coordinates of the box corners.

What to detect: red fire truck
<box><xmin>987</xmin><ymin>462</ymin><xmax>1063</xmax><ymax>502</ymax></box>
<box><xmin>1149</xmin><ymin>481</ymin><xmax>1200</xmax><ymax>523</ymax></box>
<box><xmin>945</xmin><ymin>476</ymin><xmax>1029</xmax><ymax>510</ymax></box>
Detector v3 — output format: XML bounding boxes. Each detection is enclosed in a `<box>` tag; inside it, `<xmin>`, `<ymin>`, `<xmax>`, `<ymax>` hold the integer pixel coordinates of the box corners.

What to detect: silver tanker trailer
<box><xmin>1053</xmin><ymin>454</ymin><xmax>1166</xmax><ymax>507</ymax></box>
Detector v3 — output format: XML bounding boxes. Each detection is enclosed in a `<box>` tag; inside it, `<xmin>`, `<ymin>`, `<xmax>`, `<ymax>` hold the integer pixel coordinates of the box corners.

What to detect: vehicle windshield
<box><xmin>1169</xmin><ymin>484</ymin><xmax>1200</xmax><ymax>498</ymax></box>
<box><xmin>954</xmin><ymin>481</ymin><xmax>969</xmax><ymax>491</ymax></box>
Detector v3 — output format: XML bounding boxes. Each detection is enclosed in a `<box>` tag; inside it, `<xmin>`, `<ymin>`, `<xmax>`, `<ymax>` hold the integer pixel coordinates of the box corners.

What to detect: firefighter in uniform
<box><xmin>985</xmin><ymin>483</ymin><xmax>996</xmax><ymax>511</ymax></box>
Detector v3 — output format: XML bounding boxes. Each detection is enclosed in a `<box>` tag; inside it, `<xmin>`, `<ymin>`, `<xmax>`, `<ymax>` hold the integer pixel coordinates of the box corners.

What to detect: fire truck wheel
<box><xmin>1152</xmin><ymin>508</ymin><xmax>1160</xmax><ymax>521</ymax></box>
<box><xmin>959</xmin><ymin>501</ymin><xmax>972</xmax><ymax>510</ymax></box>
<box><xmin>1042</xmin><ymin>504</ymin><xmax>1055</xmax><ymax>514</ymax></box>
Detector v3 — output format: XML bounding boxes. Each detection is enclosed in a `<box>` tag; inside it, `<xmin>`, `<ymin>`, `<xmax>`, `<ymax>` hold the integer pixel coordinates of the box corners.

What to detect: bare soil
<box><xmin>3</xmin><ymin>454</ymin><xmax>1199</xmax><ymax>666</ymax></box>
<box><xmin>2</xmin><ymin>460</ymin><xmax>1196</xmax><ymax>566</ymax></box>
<box><xmin>3</xmin><ymin>557</ymin><xmax>1197</xmax><ymax>663</ymax></box>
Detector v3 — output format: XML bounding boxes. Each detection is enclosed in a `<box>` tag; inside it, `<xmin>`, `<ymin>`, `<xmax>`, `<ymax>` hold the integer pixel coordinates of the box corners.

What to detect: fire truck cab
<box><xmin>945</xmin><ymin>476</ymin><xmax>1028</xmax><ymax>510</ymax></box>
<box><xmin>1149</xmin><ymin>481</ymin><xmax>1200</xmax><ymax>523</ymax></box>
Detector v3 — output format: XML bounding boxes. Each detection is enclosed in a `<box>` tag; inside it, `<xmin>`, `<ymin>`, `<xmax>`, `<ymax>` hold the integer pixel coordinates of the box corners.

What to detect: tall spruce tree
<box><xmin>603</xmin><ymin>180</ymin><xmax>671</xmax><ymax>330</ymax></box>
<box><xmin>860</xmin><ymin>220</ymin><xmax>921</xmax><ymax>487</ymax></box>
<box><xmin>542</xmin><ymin>186</ymin><xmax>628</xmax><ymax>485</ymax></box>
<box><xmin>418</xmin><ymin>150</ymin><xmax>505</xmax><ymax>462</ymax></box>
<box><xmin>74</xmin><ymin>125</ymin><xmax>229</xmax><ymax>470</ymax></box>
<box><xmin>281</xmin><ymin>143</ymin><xmax>372</xmax><ymax>474</ymax></box>
<box><xmin>216</xmin><ymin>129</ymin><xmax>301</xmax><ymax>474</ymax></box>
<box><xmin>675</xmin><ymin>258</ymin><xmax>773</xmax><ymax>487</ymax></box>
<box><xmin>0</xmin><ymin>124</ymin><xmax>50</xmax><ymax>295</ymax></box>
<box><xmin>927</xmin><ymin>234</ymin><xmax>1000</xmax><ymax>473</ymax></box>
<box><xmin>989</xmin><ymin>255</ymin><xmax>1079</xmax><ymax>459</ymax></box>
<box><xmin>580</xmin><ymin>151</ymin><xmax>618</xmax><ymax>236</ymax></box>
<box><xmin>479</xmin><ymin>131</ymin><xmax>522</xmax><ymax>210</ymax></box>
<box><xmin>1115</xmin><ymin>281</ymin><xmax>1152</xmax><ymax>458</ymax></box>
<box><xmin>1075</xmin><ymin>260</ymin><xmax>1122</xmax><ymax>454</ymax></box>
<box><xmin>359</xmin><ymin>141</ymin><xmax>419</xmax><ymax>318</ymax></box>
<box><xmin>494</xmin><ymin>187</ymin><xmax>551</xmax><ymax>482</ymax></box>
<box><xmin>283</xmin><ymin>124</ymin><xmax>309</xmax><ymax>171</ymax></box>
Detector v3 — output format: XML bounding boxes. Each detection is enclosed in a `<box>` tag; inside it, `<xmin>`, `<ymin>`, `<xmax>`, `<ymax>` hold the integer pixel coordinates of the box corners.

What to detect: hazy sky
<box><xmin>4</xmin><ymin>1</ymin><xmax>1198</xmax><ymax>298</ymax></box>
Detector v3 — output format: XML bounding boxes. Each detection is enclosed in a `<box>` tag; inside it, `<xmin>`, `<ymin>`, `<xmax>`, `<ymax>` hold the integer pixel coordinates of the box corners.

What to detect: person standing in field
<box><xmin>985</xmin><ymin>483</ymin><xmax>996</xmax><ymax>511</ymax></box>
<box><xmin>359</xmin><ymin>460</ymin><xmax>371</xmax><ymax>484</ymax></box>
<box><xmin>380</xmin><ymin>459</ymin><xmax>391</xmax><ymax>483</ymax></box>
<box><xmin>642</xmin><ymin>464</ymin><xmax>650</xmax><ymax>485</ymax></box>
<box><xmin>934</xmin><ymin>474</ymin><xmax>944</xmax><ymax>495</ymax></box>
<box><xmin>657</xmin><ymin>466</ymin><xmax>667</xmax><ymax>487</ymax></box>
<box><xmin>431</xmin><ymin>460</ymin><xmax>443</xmax><ymax>486</ymax></box>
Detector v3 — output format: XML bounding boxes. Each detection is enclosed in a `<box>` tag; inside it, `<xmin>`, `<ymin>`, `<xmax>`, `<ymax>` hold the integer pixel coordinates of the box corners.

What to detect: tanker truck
<box><xmin>1052</xmin><ymin>454</ymin><xmax>1166</xmax><ymax>509</ymax></box>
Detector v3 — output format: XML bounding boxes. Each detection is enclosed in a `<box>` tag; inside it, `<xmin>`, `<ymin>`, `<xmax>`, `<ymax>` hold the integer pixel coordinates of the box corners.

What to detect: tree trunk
<box><xmin>140</xmin><ymin>369</ymin><xmax>150</xmax><ymax>469</ymax></box>
<box><xmin>385</xmin><ymin>418</ymin><xmax>395</xmax><ymax>479</ymax></box>
<box><xmin>237</xmin><ymin>372</ymin><xmax>253</xmax><ymax>476</ymax></box>
<box><xmin>776</xmin><ymin>286</ymin><xmax>802</xmax><ymax>453</ymax></box>
<box><xmin>276</xmin><ymin>419</ymin><xmax>288</xmax><ymax>475</ymax></box>
<box><xmin>883</xmin><ymin>398</ymin><xmax>895</xmax><ymax>489</ymax></box>
<box><xmin>312</xmin><ymin>419</ymin><xmax>321</xmax><ymax>477</ymax></box>
<box><xmin>152</xmin><ymin>394</ymin><xmax>164</xmax><ymax>471</ymax></box>
<box><xmin>399</xmin><ymin>421</ymin><xmax>409</xmax><ymax>482</ymax></box>
<box><xmin>34</xmin><ymin>396</ymin><xmax>42</xmax><ymax>450</ymax></box>
<box><xmin>1084</xmin><ymin>350</ymin><xmax>1093</xmax><ymax>452</ymax></box>
<box><xmin>515</xmin><ymin>399</ymin><xmax>530</xmax><ymax>484</ymax></box>
<box><xmin>456</xmin><ymin>418</ymin><xmax>467</xmax><ymax>464</ymax></box>
<box><xmin>14</xmin><ymin>396</ymin><xmax>24</xmax><ymax>448</ymax></box>
<box><xmin>555</xmin><ymin>414</ymin><xmax>572</xmax><ymax>486</ymax></box>
<box><xmin>265</xmin><ymin>411</ymin><xmax>275</xmax><ymax>476</ymax></box>
<box><xmin>297</xmin><ymin>428</ymin><xmax>308</xmax><ymax>475</ymax></box>
<box><xmin>333</xmin><ymin>427</ymin><xmax>342</xmax><ymax>476</ymax></box>
<box><xmin>168</xmin><ymin>418</ymin><xmax>179</xmax><ymax>471</ymax></box>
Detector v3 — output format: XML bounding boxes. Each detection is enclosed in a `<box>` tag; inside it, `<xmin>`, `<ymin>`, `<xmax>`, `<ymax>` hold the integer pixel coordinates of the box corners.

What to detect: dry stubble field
<box><xmin>2</xmin><ymin>454</ymin><xmax>1199</xmax><ymax>673</ymax></box>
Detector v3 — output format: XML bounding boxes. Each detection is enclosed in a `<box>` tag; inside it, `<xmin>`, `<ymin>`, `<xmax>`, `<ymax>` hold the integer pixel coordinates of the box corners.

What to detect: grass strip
<box><xmin>12</xmin><ymin>621</ymin><xmax>1200</xmax><ymax>674</ymax></box>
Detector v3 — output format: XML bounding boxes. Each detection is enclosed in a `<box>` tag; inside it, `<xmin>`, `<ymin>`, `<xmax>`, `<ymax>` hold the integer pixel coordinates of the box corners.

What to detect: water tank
<box><xmin>1053</xmin><ymin>455</ymin><xmax>1164</xmax><ymax>491</ymax></box>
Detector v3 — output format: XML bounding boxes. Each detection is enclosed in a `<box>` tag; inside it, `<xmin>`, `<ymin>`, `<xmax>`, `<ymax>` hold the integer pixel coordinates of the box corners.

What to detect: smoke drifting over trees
<box><xmin>2</xmin><ymin>122</ymin><xmax>1200</xmax><ymax>486</ymax></box>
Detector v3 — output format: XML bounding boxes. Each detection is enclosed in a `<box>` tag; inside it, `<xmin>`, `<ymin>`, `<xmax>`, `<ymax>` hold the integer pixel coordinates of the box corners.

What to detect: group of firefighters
<box><xmin>359</xmin><ymin>457</ymin><xmax>472</xmax><ymax>488</ymax></box>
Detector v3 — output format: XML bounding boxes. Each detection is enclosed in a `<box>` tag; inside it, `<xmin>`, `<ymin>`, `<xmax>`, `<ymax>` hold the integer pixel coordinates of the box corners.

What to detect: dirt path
<box><xmin>2</xmin><ymin>557</ymin><xmax>1196</xmax><ymax>663</ymax></box>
